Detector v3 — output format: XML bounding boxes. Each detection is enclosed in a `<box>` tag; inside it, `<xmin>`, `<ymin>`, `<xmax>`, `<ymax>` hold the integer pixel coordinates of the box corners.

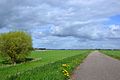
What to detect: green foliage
<box><xmin>0</xmin><ymin>50</ymin><xmax>91</xmax><ymax>80</ymax></box>
<box><xmin>7</xmin><ymin>51</ymin><xmax>90</xmax><ymax>80</ymax></box>
<box><xmin>0</xmin><ymin>31</ymin><xmax>32</xmax><ymax>64</ymax></box>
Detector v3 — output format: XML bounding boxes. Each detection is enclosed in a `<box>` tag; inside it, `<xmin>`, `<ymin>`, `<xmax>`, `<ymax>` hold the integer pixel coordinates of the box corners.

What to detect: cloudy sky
<box><xmin>0</xmin><ymin>0</ymin><xmax>120</xmax><ymax>49</ymax></box>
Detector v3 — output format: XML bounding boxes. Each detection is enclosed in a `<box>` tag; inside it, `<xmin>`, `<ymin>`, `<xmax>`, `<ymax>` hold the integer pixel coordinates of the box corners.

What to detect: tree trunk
<box><xmin>11</xmin><ymin>57</ymin><xmax>16</xmax><ymax>65</ymax></box>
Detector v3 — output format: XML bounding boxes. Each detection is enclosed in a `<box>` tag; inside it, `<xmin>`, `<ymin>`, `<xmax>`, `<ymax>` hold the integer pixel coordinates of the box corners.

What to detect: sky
<box><xmin>0</xmin><ymin>0</ymin><xmax>120</xmax><ymax>49</ymax></box>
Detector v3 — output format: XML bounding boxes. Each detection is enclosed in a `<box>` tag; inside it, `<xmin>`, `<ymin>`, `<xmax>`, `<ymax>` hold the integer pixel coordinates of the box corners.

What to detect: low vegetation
<box><xmin>0</xmin><ymin>50</ymin><xmax>91</xmax><ymax>80</ymax></box>
<box><xmin>8</xmin><ymin>50</ymin><xmax>90</xmax><ymax>80</ymax></box>
<box><xmin>101</xmin><ymin>50</ymin><xmax>120</xmax><ymax>60</ymax></box>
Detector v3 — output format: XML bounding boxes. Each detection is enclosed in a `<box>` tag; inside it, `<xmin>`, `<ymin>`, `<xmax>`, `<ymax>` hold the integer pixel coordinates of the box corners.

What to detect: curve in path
<box><xmin>71</xmin><ymin>51</ymin><xmax>120</xmax><ymax>80</ymax></box>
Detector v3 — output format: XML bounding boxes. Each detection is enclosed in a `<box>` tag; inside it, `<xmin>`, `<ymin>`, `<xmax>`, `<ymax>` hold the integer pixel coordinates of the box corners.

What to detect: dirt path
<box><xmin>71</xmin><ymin>51</ymin><xmax>120</xmax><ymax>80</ymax></box>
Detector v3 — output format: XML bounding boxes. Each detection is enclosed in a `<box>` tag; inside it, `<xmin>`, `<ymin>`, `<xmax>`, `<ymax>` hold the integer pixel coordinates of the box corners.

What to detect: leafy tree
<box><xmin>0</xmin><ymin>31</ymin><xmax>32</xmax><ymax>64</ymax></box>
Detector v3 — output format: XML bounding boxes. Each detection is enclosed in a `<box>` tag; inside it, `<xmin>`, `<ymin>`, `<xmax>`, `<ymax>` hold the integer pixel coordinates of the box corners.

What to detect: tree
<box><xmin>0</xmin><ymin>31</ymin><xmax>32</xmax><ymax>64</ymax></box>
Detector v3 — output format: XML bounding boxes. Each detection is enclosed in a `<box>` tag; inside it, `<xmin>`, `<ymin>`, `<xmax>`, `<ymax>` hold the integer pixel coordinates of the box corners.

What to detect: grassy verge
<box><xmin>0</xmin><ymin>50</ymin><xmax>91</xmax><ymax>80</ymax></box>
<box><xmin>7</xmin><ymin>50</ymin><xmax>90</xmax><ymax>80</ymax></box>
<box><xmin>100</xmin><ymin>50</ymin><xmax>120</xmax><ymax>60</ymax></box>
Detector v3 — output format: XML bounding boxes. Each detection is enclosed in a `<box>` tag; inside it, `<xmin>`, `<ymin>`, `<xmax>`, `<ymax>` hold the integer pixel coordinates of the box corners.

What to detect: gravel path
<box><xmin>71</xmin><ymin>51</ymin><xmax>120</xmax><ymax>80</ymax></box>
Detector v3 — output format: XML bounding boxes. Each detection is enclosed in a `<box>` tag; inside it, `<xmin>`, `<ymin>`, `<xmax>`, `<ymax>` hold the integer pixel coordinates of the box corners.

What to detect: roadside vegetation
<box><xmin>0</xmin><ymin>50</ymin><xmax>91</xmax><ymax>80</ymax></box>
<box><xmin>101</xmin><ymin>50</ymin><xmax>120</xmax><ymax>60</ymax></box>
<box><xmin>8</xmin><ymin>50</ymin><xmax>90</xmax><ymax>80</ymax></box>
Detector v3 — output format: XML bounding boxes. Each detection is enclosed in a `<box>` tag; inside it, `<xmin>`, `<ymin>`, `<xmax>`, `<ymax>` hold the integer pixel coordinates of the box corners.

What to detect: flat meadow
<box><xmin>0</xmin><ymin>50</ymin><xmax>91</xmax><ymax>80</ymax></box>
<box><xmin>101</xmin><ymin>50</ymin><xmax>120</xmax><ymax>60</ymax></box>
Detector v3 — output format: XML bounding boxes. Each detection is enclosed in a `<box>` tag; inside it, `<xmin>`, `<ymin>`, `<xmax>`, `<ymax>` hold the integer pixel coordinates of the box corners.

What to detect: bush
<box><xmin>0</xmin><ymin>31</ymin><xmax>32</xmax><ymax>64</ymax></box>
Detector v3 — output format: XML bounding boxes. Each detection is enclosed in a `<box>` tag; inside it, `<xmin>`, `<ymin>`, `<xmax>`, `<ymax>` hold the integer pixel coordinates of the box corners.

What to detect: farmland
<box><xmin>101</xmin><ymin>50</ymin><xmax>120</xmax><ymax>60</ymax></box>
<box><xmin>0</xmin><ymin>50</ymin><xmax>91</xmax><ymax>80</ymax></box>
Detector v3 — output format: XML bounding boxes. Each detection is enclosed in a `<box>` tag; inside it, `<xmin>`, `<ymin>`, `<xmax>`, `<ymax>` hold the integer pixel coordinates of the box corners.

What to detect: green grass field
<box><xmin>0</xmin><ymin>50</ymin><xmax>91</xmax><ymax>80</ymax></box>
<box><xmin>101</xmin><ymin>50</ymin><xmax>120</xmax><ymax>60</ymax></box>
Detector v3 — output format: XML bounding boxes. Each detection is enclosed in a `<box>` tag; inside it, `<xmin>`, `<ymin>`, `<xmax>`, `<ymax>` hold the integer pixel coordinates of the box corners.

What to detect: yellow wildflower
<box><xmin>62</xmin><ymin>64</ymin><xmax>67</xmax><ymax>67</ymax></box>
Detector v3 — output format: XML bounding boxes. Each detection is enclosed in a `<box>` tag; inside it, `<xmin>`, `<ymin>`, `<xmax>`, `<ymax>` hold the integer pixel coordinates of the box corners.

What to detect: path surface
<box><xmin>71</xmin><ymin>51</ymin><xmax>120</xmax><ymax>80</ymax></box>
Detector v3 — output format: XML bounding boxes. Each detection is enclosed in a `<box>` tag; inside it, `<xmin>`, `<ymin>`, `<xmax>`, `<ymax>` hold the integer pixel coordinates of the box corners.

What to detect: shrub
<box><xmin>0</xmin><ymin>31</ymin><xmax>32</xmax><ymax>64</ymax></box>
